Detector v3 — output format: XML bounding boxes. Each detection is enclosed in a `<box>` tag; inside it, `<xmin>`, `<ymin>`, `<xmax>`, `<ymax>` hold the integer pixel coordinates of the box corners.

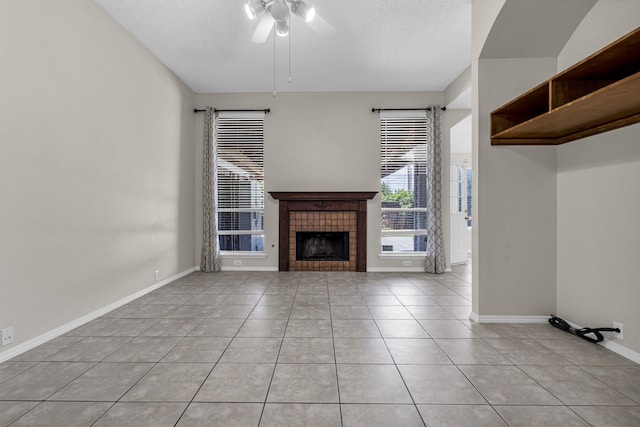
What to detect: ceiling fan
<box><xmin>244</xmin><ymin>0</ymin><xmax>335</xmax><ymax>43</ymax></box>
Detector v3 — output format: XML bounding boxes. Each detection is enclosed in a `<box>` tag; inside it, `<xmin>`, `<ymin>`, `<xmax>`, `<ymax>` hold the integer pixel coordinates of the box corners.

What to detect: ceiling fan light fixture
<box><xmin>275</xmin><ymin>19</ymin><xmax>289</xmax><ymax>37</ymax></box>
<box><xmin>291</xmin><ymin>1</ymin><xmax>315</xmax><ymax>22</ymax></box>
<box><xmin>270</xmin><ymin>0</ymin><xmax>290</xmax><ymax>22</ymax></box>
<box><xmin>244</xmin><ymin>0</ymin><xmax>264</xmax><ymax>20</ymax></box>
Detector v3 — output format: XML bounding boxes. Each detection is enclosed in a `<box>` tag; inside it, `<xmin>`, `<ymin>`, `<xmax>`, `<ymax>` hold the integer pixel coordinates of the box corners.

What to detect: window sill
<box><xmin>220</xmin><ymin>252</ymin><xmax>267</xmax><ymax>259</ymax></box>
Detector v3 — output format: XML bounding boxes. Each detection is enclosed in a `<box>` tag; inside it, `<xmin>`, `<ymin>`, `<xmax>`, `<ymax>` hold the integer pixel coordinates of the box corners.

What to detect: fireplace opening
<box><xmin>296</xmin><ymin>232</ymin><xmax>349</xmax><ymax>261</ymax></box>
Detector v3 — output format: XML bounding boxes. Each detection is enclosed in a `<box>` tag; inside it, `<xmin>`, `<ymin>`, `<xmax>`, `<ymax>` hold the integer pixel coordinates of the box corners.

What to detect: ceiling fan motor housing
<box><xmin>270</xmin><ymin>0</ymin><xmax>290</xmax><ymax>22</ymax></box>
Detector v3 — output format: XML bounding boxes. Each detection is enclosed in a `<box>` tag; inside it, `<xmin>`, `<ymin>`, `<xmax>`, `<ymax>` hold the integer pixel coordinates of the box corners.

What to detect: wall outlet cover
<box><xmin>1</xmin><ymin>326</ymin><xmax>14</xmax><ymax>346</ymax></box>
<box><xmin>403</xmin><ymin>261</ymin><xmax>412</xmax><ymax>266</ymax></box>
<box><xmin>613</xmin><ymin>321</ymin><xmax>624</xmax><ymax>340</ymax></box>
<box><xmin>234</xmin><ymin>260</ymin><xmax>242</xmax><ymax>266</ymax></box>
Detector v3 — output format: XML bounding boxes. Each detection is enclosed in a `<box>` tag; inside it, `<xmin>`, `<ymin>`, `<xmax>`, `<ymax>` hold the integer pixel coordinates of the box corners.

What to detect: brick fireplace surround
<box><xmin>269</xmin><ymin>192</ymin><xmax>377</xmax><ymax>272</ymax></box>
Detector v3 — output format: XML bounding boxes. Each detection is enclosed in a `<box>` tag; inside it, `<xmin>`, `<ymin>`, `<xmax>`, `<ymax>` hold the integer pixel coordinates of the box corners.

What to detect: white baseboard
<box><xmin>469</xmin><ymin>313</ymin><xmax>640</xmax><ymax>364</ymax></box>
<box><xmin>221</xmin><ymin>266</ymin><xmax>278</xmax><ymax>272</ymax></box>
<box><xmin>0</xmin><ymin>267</ymin><xmax>197</xmax><ymax>363</ymax></box>
<box><xmin>562</xmin><ymin>317</ymin><xmax>640</xmax><ymax>365</ymax></box>
<box><xmin>367</xmin><ymin>267</ymin><xmax>427</xmax><ymax>273</ymax></box>
<box><xmin>196</xmin><ymin>265</ymin><xmax>278</xmax><ymax>272</ymax></box>
<box><xmin>601</xmin><ymin>339</ymin><xmax>640</xmax><ymax>364</ymax></box>
<box><xmin>469</xmin><ymin>313</ymin><xmax>550</xmax><ymax>324</ymax></box>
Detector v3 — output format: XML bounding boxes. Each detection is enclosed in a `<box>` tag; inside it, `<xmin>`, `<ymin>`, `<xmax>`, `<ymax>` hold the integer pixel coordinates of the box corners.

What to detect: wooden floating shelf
<box><xmin>491</xmin><ymin>27</ymin><xmax>640</xmax><ymax>146</ymax></box>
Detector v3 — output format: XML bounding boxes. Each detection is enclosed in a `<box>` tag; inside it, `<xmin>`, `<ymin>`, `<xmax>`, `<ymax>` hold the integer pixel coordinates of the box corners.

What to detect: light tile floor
<box><xmin>1</xmin><ymin>265</ymin><xmax>639</xmax><ymax>426</ymax></box>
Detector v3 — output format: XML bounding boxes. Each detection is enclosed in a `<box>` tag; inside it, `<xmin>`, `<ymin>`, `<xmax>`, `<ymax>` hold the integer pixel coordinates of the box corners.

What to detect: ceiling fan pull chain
<box><xmin>288</xmin><ymin>19</ymin><xmax>292</xmax><ymax>84</ymax></box>
<box><xmin>273</xmin><ymin>29</ymin><xmax>277</xmax><ymax>97</ymax></box>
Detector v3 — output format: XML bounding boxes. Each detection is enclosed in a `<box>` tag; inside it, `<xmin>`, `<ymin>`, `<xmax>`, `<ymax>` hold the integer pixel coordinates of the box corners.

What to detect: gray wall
<box><xmin>0</xmin><ymin>0</ymin><xmax>195</xmax><ymax>351</ymax></box>
<box><xmin>556</xmin><ymin>1</ymin><xmax>640</xmax><ymax>353</ymax></box>
<box><xmin>194</xmin><ymin>92</ymin><xmax>467</xmax><ymax>271</ymax></box>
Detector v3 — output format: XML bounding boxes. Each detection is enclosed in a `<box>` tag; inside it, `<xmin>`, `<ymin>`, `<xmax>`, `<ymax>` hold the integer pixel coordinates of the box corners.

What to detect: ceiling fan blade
<box><xmin>306</xmin><ymin>13</ymin><xmax>336</xmax><ymax>38</ymax></box>
<box><xmin>251</xmin><ymin>13</ymin><xmax>275</xmax><ymax>43</ymax></box>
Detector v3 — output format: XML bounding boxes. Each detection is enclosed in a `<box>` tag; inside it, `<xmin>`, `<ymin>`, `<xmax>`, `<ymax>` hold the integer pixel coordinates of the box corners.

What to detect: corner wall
<box><xmin>475</xmin><ymin>58</ymin><xmax>558</xmax><ymax>316</ymax></box>
<box><xmin>556</xmin><ymin>1</ymin><xmax>640</xmax><ymax>354</ymax></box>
<box><xmin>473</xmin><ymin>1</ymin><xmax>640</xmax><ymax>358</ymax></box>
<box><xmin>472</xmin><ymin>0</ymin><xmax>558</xmax><ymax>318</ymax></box>
<box><xmin>0</xmin><ymin>0</ymin><xmax>195</xmax><ymax>352</ymax></box>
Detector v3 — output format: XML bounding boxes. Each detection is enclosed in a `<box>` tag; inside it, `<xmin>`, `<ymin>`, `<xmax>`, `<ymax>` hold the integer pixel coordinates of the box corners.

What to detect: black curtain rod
<box><xmin>371</xmin><ymin>107</ymin><xmax>446</xmax><ymax>113</ymax></box>
<box><xmin>193</xmin><ymin>108</ymin><xmax>270</xmax><ymax>113</ymax></box>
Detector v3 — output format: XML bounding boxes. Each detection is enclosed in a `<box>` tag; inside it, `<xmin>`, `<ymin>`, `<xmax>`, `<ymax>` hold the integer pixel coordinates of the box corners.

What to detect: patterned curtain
<box><xmin>425</xmin><ymin>106</ymin><xmax>446</xmax><ymax>274</ymax></box>
<box><xmin>200</xmin><ymin>107</ymin><xmax>221</xmax><ymax>272</ymax></box>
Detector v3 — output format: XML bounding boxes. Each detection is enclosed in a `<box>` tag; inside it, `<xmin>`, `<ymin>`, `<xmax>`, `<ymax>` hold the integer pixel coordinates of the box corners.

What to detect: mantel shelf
<box><xmin>491</xmin><ymin>27</ymin><xmax>640</xmax><ymax>146</ymax></box>
<box><xmin>269</xmin><ymin>191</ymin><xmax>377</xmax><ymax>201</ymax></box>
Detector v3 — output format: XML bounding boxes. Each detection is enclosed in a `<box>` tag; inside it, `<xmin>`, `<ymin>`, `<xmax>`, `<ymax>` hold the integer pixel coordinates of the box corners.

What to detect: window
<box><xmin>380</xmin><ymin>111</ymin><xmax>428</xmax><ymax>253</ymax></box>
<box><xmin>216</xmin><ymin>112</ymin><xmax>264</xmax><ymax>253</ymax></box>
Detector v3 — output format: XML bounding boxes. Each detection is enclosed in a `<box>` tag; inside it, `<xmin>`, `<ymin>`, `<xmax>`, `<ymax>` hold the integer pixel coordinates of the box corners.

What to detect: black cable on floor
<box><xmin>548</xmin><ymin>315</ymin><xmax>620</xmax><ymax>343</ymax></box>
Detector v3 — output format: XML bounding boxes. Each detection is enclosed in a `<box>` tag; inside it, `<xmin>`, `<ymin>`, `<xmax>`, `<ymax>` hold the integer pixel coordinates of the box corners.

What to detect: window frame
<box><xmin>215</xmin><ymin>111</ymin><xmax>265</xmax><ymax>255</ymax></box>
<box><xmin>379</xmin><ymin>110</ymin><xmax>429</xmax><ymax>255</ymax></box>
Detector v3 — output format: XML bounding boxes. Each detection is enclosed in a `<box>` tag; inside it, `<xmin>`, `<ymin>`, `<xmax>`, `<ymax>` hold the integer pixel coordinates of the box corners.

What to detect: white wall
<box><xmin>0</xmin><ymin>0</ymin><xmax>195</xmax><ymax>352</ymax></box>
<box><xmin>193</xmin><ymin>92</ymin><xmax>468</xmax><ymax>271</ymax></box>
<box><xmin>556</xmin><ymin>1</ymin><xmax>640</xmax><ymax>353</ymax></box>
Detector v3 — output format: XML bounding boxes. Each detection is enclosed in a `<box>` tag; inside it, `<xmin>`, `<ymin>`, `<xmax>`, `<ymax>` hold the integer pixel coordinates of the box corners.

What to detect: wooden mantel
<box><xmin>269</xmin><ymin>192</ymin><xmax>377</xmax><ymax>272</ymax></box>
<box><xmin>270</xmin><ymin>192</ymin><xmax>378</xmax><ymax>201</ymax></box>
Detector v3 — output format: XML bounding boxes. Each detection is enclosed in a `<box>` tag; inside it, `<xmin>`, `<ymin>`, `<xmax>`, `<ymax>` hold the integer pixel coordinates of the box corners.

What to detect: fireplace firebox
<box><xmin>296</xmin><ymin>232</ymin><xmax>349</xmax><ymax>261</ymax></box>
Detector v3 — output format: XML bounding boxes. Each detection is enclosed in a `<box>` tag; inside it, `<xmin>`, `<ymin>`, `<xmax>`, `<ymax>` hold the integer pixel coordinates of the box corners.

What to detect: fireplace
<box><xmin>296</xmin><ymin>232</ymin><xmax>349</xmax><ymax>261</ymax></box>
<box><xmin>269</xmin><ymin>192</ymin><xmax>377</xmax><ymax>272</ymax></box>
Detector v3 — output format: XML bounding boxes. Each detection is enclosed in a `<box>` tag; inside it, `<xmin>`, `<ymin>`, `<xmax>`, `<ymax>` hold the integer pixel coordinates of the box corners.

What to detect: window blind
<box><xmin>216</xmin><ymin>112</ymin><xmax>265</xmax><ymax>252</ymax></box>
<box><xmin>379</xmin><ymin>111</ymin><xmax>428</xmax><ymax>253</ymax></box>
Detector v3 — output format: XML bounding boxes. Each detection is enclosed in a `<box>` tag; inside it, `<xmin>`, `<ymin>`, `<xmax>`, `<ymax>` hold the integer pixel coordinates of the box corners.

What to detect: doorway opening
<box><xmin>450</xmin><ymin>114</ymin><xmax>472</xmax><ymax>265</ymax></box>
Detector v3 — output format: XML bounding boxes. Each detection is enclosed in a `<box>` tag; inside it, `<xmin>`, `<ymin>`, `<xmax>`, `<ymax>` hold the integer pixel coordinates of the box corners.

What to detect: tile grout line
<box><xmin>89</xmin><ymin>279</ymin><xmax>234</xmax><ymax>427</ymax></box>
<box><xmin>5</xmin><ymin>268</ymin><xmax>640</xmax><ymax>426</ymax></box>
<box><xmin>256</xmin><ymin>274</ymin><xmax>301</xmax><ymax>426</ymax></box>
<box><xmin>12</xmin><ymin>275</ymin><xmax>214</xmax><ymax>427</ymax></box>
<box><xmin>327</xmin><ymin>272</ymin><xmax>345</xmax><ymax>427</ymax></box>
<box><xmin>169</xmin><ymin>273</ymin><xmax>274</xmax><ymax>427</ymax></box>
<box><xmin>360</xmin><ymin>276</ymin><xmax>428</xmax><ymax>427</ymax></box>
<box><xmin>104</xmin><ymin>279</ymin><xmax>225</xmax><ymax>427</ymax></box>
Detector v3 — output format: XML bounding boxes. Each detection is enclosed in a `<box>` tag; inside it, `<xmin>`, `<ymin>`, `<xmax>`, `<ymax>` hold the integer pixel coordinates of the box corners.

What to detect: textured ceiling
<box><xmin>92</xmin><ymin>0</ymin><xmax>471</xmax><ymax>93</ymax></box>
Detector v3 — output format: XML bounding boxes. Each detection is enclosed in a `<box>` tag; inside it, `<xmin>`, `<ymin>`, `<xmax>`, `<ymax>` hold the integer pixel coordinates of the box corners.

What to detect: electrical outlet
<box><xmin>613</xmin><ymin>321</ymin><xmax>624</xmax><ymax>340</ymax></box>
<box><xmin>234</xmin><ymin>260</ymin><xmax>242</xmax><ymax>266</ymax></box>
<box><xmin>403</xmin><ymin>260</ymin><xmax>412</xmax><ymax>267</ymax></box>
<box><xmin>1</xmin><ymin>327</ymin><xmax>14</xmax><ymax>346</ymax></box>
<box><xmin>155</xmin><ymin>270</ymin><xmax>160</xmax><ymax>281</ymax></box>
